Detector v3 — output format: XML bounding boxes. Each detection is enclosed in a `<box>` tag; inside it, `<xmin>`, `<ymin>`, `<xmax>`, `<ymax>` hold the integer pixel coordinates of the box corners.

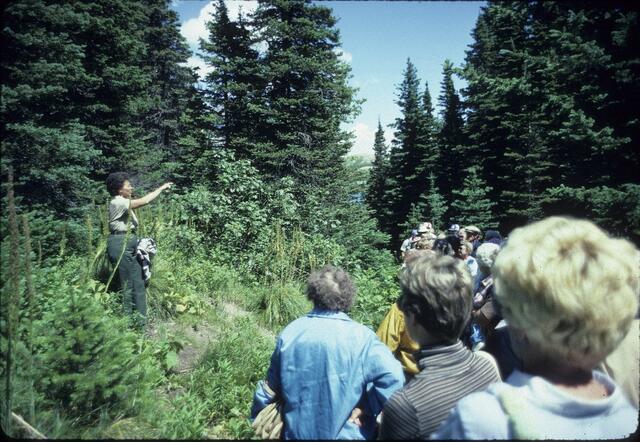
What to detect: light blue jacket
<box><xmin>431</xmin><ymin>369</ymin><xmax>638</xmax><ymax>439</ymax></box>
<box><xmin>251</xmin><ymin>308</ymin><xmax>405</xmax><ymax>439</ymax></box>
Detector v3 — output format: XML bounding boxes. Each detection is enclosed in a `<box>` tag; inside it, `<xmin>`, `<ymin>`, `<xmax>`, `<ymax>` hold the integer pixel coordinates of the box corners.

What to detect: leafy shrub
<box><xmin>142</xmin><ymin>330</ymin><xmax>186</xmax><ymax>374</ymax></box>
<box><xmin>156</xmin><ymin>391</ymin><xmax>210</xmax><ymax>439</ymax></box>
<box><xmin>350</xmin><ymin>263</ymin><xmax>402</xmax><ymax>330</ymax></box>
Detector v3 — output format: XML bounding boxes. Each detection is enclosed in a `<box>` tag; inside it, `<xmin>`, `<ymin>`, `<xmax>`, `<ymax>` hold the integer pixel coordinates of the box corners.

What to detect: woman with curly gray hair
<box><xmin>433</xmin><ymin>216</ymin><xmax>639</xmax><ymax>439</ymax></box>
<box><xmin>251</xmin><ymin>266</ymin><xmax>404</xmax><ymax>440</ymax></box>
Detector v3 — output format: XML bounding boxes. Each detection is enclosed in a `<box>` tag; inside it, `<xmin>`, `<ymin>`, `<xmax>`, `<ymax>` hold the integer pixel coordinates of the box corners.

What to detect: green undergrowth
<box><xmin>2</xmin><ymin>195</ymin><xmax>400</xmax><ymax>439</ymax></box>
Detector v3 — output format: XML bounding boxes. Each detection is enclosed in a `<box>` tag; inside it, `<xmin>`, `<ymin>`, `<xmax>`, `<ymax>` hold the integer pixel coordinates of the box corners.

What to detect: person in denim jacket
<box><xmin>251</xmin><ymin>266</ymin><xmax>404</xmax><ymax>439</ymax></box>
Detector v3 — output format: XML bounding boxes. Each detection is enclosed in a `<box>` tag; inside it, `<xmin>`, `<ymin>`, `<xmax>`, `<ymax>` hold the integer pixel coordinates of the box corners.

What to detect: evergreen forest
<box><xmin>1</xmin><ymin>0</ymin><xmax>639</xmax><ymax>438</ymax></box>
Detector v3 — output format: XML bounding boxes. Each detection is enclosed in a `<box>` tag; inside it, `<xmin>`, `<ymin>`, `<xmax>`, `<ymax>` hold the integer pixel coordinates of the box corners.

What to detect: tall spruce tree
<box><xmin>76</xmin><ymin>0</ymin><xmax>154</xmax><ymax>177</ymax></box>
<box><xmin>250</xmin><ymin>0</ymin><xmax>360</xmax><ymax>207</ymax></box>
<box><xmin>1</xmin><ymin>0</ymin><xmax>206</xmax><ymax>212</ymax></box>
<box><xmin>451</xmin><ymin>166</ymin><xmax>498</xmax><ymax>230</ymax></box>
<box><xmin>384</xmin><ymin>59</ymin><xmax>430</xmax><ymax>243</ymax></box>
<box><xmin>461</xmin><ymin>1</ymin><xmax>548</xmax><ymax>231</ymax></box>
<box><xmin>436</xmin><ymin>59</ymin><xmax>466</xmax><ymax>223</ymax></box>
<box><xmin>461</xmin><ymin>1</ymin><xmax>639</xmax><ymax>235</ymax></box>
<box><xmin>412</xmin><ymin>81</ymin><xmax>441</xmax><ymax>218</ymax></box>
<box><xmin>139</xmin><ymin>0</ymin><xmax>200</xmax><ymax>184</ymax></box>
<box><xmin>366</xmin><ymin>120</ymin><xmax>389</xmax><ymax>229</ymax></box>
<box><xmin>1</xmin><ymin>0</ymin><xmax>102</xmax><ymax>213</ymax></box>
<box><xmin>201</xmin><ymin>0</ymin><xmax>261</xmax><ymax>160</ymax></box>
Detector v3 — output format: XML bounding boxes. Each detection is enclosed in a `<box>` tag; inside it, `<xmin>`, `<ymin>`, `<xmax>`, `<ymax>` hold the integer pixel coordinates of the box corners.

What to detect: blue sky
<box><xmin>172</xmin><ymin>0</ymin><xmax>485</xmax><ymax>158</ymax></box>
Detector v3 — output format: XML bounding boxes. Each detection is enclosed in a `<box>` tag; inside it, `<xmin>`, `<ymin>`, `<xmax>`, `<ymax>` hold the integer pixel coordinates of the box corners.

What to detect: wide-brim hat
<box><xmin>465</xmin><ymin>225</ymin><xmax>481</xmax><ymax>234</ymax></box>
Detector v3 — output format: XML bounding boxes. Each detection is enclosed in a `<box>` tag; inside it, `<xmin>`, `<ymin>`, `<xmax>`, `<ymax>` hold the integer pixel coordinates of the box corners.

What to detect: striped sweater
<box><xmin>378</xmin><ymin>341</ymin><xmax>501</xmax><ymax>439</ymax></box>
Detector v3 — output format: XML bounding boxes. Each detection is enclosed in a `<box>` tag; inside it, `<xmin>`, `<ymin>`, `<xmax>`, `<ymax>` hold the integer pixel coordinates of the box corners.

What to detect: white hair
<box><xmin>475</xmin><ymin>242</ymin><xmax>500</xmax><ymax>274</ymax></box>
<box><xmin>493</xmin><ymin>216</ymin><xmax>639</xmax><ymax>368</ymax></box>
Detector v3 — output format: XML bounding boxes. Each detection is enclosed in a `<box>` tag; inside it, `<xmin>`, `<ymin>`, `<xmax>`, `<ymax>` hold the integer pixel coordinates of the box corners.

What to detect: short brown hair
<box><xmin>399</xmin><ymin>254</ymin><xmax>473</xmax><ymax>344</ymax></box>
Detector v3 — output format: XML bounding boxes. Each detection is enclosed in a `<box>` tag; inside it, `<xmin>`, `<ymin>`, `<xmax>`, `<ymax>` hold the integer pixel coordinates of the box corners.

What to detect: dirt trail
<box><xmin>148</xmin><ymin>301</ymin><xmax>274</xmax><ymax>375</ymax></box>
<box><xmin>221</xmin><ymin>301</ymin><xmax>276</xmax><ymax>340</ymax></box>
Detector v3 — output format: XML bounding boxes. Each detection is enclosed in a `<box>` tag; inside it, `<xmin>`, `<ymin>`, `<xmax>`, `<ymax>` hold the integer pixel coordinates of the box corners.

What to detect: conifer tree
<box><xmin>201</xmin><ymin>0</ymin><xmax>261</xmax><ymax>160</ymax></box>
<box><xmin>1</xmin><ymin>0</ymin><xmax>203</xmax><ymax>210</ymax></box>
<box><xmin>419</xmin><ymin>173</ymin><xmax>448</xmax><ymax>233</ymax></box>
<box><xmin>413</xmin><ymin>81</ymin><xmax>440</xmax><ymax>217</ymax></box>
<box><xmin>451</xmin><ymin>166</ymin><xmax>498</xmax><ymax>230</ymax></box>
<box><xmin>1</xmin><ymin>0</ymin><xmax>102</xmax><ymax>212</ymax></box>
<box><xmin>366</xmin><ymin>120</ymin><xmax>389</xmax><ymax>228</ymax></box>
<box><xmin>249</xmin><ymin>0</ymin><xmax>360</xmax><ymax>206</ymax></box>
<box><xmin>459</xmin><ymin>1</ymin><xmax>640</xmax><ymax>233</ymax></box>
<box><xmin>139</xmin><ymin>0</ymin><xmax>200</xmax><ymax>183</ymax></box>
<box><xmin>384</xmin><ymin>59</ymin><xmax>429</xmax><ymax>243</ymax></box>
<box><xmin>461</xmin><ymin>1</ymin><xmax>529</xmax><ymax>201</ymax></box>
<box><xmin>436</xmin><ymin>59</ymin><xmax>466</xmax><ymax>221</ymax></box>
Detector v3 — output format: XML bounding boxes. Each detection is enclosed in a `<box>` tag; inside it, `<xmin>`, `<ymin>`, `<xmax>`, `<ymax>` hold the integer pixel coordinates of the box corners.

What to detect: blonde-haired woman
<box><xmin>433</xmin><ymin>216</ymin><xmax>639</xmax><ymax>439</ymax></box>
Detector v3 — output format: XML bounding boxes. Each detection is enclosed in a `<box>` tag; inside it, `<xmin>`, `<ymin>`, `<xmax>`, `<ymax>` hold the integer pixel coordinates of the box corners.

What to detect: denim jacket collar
<box><xmin>307</xmin><ymin>307</ymin><xmax>352</xmax><ymax>322</ymax></box>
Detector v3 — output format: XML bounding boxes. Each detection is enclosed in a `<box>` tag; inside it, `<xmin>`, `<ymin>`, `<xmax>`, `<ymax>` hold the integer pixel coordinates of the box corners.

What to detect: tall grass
<box><xmin>21</xmin><ymin>215</ymin><xmax>36</xmax><ymax>423</ymax></box>
<box><xmin>258</xmin><ymin>223</ymin><xmax>310</xmax><ymax>326</ymax></box>
<box><xmin>3</xmin><ymin>168</ymin><xmax>20</xmax><ymax>435</ymax></box>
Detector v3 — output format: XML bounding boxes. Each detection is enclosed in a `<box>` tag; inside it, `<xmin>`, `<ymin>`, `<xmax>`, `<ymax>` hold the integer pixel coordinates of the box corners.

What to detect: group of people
<box><xmin>251</xmin><ymin>217</ymin><xmax>639</xmax><ymax>439</ymax></box>
<box><xmin>104</xmin><ymin>174</ymin><xmax>638</xmax><ymax>439</ymax></box>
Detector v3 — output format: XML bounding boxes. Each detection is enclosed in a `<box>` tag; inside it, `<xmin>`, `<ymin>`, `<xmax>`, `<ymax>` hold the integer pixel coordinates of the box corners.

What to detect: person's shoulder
<box><xmin>279</xmin><ymin>314</ymin><xmax>311</xmax><ymax>334</ymax></box>
<box><xmin>110</xmin><ymin>195</ymin><xmax>129</xmax><ymax>206</ymax></box>
<box><xmin>384</xmin><ymin>386</ymin><xmax>415</xmax><ymax>415</ymax></box>
<box><xmin>448</xmin><ymin>387</ymin><xmax>509</xmax><ymax>438</ymax></box>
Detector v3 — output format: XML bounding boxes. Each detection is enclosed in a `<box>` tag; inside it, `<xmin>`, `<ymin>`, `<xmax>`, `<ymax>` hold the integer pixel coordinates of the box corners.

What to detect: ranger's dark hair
<box><xmin>106</xmin><ymin>172</ymin><xmax>130</xmax><ymax>196</ymax></box>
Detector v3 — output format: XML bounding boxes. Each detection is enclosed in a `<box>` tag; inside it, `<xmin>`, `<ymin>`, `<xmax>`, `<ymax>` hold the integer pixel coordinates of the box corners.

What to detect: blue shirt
<box><xmin>431</xmin><ymin>369</ymin><xmax>638</xmax><ymax>439</ymax></box>
<box><xmin>251</xmin><ymin>308</ymin><xmax>405</xmax><ymax>439</ymax></box>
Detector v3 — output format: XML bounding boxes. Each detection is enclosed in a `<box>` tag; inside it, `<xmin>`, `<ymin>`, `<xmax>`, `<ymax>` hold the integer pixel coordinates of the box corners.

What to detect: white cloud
<box><xmin>182</xmin><ymin>55</ymin><xmax>214</xmax><ymax>79</ymax></box>
<box><xmin>179</xmin><ymin>1</ymin><xmax>258</xmax><ymax>50</ymax></box>
<box><xmin>226</xmin><ymin>0</ymin><xmax>258</xmax><ymax>21</ymax></box>
<box><xmin>335</xmin><ymin>48</ymin><xmax>352</xmax><ymax>63</ymax></box>
<box><xmin>348</xmin><ymin>122</ymin><xmax>376</xmax><ymax>158</ymax></box>
<box><xmin>180</xmin><ymin>2</ymin><xmax>216</xmax><ymax>49</ymax></box>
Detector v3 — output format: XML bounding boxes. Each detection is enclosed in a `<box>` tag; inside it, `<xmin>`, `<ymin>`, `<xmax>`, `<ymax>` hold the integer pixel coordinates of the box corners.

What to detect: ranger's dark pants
<box><xmin>107</xmin><ymin>232</ymin><xmax>146</xmax><ymax>326</ymax></box>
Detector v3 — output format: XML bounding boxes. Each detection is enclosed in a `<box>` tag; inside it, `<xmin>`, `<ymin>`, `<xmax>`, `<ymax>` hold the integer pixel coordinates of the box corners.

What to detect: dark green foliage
<box><xmin>437</xmin><ymin>59</ymin><xmax>466</xmax><ymax>221</ymax></box>
<box><xmin>170</xmin><ymin>148</ymin><xmax>300</xmax><ymax>261</ymax></box>
<box><xmin>366</xmin><ymin>120</ymin><xmax>390</xmax><ymax>228</ymax></box>
<box><xmin>398</xmin><ymin>203</ymin><xmax>423</xmax><ymax>243</ymax></box>
<box><xmin>138</xmin><ymin>0</ymin><xmax>201</xmax><ymax>184</ymax></box>
<box><xmin>542</xmin><ymin>184</ymin><xmax>640</xmax><ymax>244</ymax></box>
<box><xmin>350</xmin><ymin>263</ymin><xmax>402</xmax><ymax>330</ymax></box>
<box><xmin>1</xmin><ymin>169</ymin><xmax>20</xmax><ymax>434</ymax></box>
<box><xmin>461</xmin><ymin>1</ymin><xmax>640</xmax><ymax>235</ymax></box>
<box><xmin>1</xmin><ymin>0</ymin><xmax>200</xmax><ymax>215</ymax></box>
<box><xmin>201</xmin><ymin>0</ymin><xmax>261</xmax><ymax>161</ymax></box>
<box><xmin>32</xmin><ymin>284</ymin><xmax>160</xmax><ymax>423</ymax></box>
<box><xmin>420</xmin><ymin>173</ymin><xmax>448</xmax><ymax>232</ymax></box>
<box><xmin>327</xmin><ymin>156</ymin><xmax>392</xmax><ymax>270</ymax></box>
<box><xmin>383</xmin><ymin>59</ymin><xmax>437</xmax><ymax>244</ymax></box>
<box><xmin>451</xmin><ymin>166</ymin><xmax>498</xmax><ymax>230</ymax></box>
<box><xmin>1</xmin><ymin>0</ymin><xmax>102</xmax><ymax>213</ymax></box>
<box><xmin>249</xmin><ymin>0</ymin><xmax>361</xmax><ymax>202</ymax></box>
